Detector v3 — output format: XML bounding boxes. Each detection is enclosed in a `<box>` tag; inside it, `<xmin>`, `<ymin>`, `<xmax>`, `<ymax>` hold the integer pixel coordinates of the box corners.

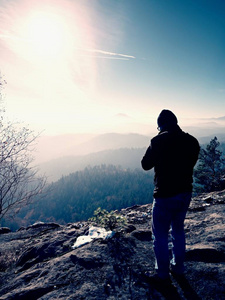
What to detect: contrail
<box><xmin>84</xmin><ymin>48</ymin><xmax>135</xmax><ymax>59</ymax></box>
<box><xmin>78</xmin><ymin>54</ymin><xmax>129</xmax><ymax>60</ymax></box>
<box><xmin>0</xmin><ymin>33</ymin><xmax>136</xmax><ymax>60</ymax></box>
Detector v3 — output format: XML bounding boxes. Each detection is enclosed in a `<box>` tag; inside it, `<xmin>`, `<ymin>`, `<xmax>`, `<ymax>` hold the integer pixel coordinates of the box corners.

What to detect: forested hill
<box><xmin>7</xmin><ymin>165</ymin><xmax>154</xmax><ymax>230</ymax></box>
<box><xmin>39</xmin><ymin>148</ymin><xmax>146</xmax><ymax>182</ymax></box>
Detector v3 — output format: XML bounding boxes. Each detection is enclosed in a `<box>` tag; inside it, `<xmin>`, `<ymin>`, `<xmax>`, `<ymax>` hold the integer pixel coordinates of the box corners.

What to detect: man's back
<box><xmin>142</xmin><ymin>126</ymin><xmax>199</xmax><ymax>197</ymax></box>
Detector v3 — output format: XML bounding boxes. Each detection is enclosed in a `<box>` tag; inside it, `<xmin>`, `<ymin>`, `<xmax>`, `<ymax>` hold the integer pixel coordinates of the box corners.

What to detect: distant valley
<box><xmin>35</xmin><ymin>130</ymin><xmax>225</xmax><ymax>182</ymax></box>
<box><xmin>38</xmin><ymin>148</ymin><xmax>146</xmax><ymax>182</ymax></box>
<box><xmin>35</xmin><ymin>133</ymin><xmax>150</xmax><ymax>182</ymax></box>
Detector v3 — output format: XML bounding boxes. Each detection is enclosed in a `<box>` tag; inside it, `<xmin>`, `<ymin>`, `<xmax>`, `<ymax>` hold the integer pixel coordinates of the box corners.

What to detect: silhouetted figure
<box><xmin>141</xmin><ymin>109</ymin><xmax>200</xmax><ymax>283</ymax></box>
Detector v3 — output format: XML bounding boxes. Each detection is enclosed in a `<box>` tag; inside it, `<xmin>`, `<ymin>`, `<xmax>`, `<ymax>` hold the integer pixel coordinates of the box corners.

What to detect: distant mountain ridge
<box><xmin>36</xmin><ymin>131</ymin><xmax>225</xmax><ymax>182</ymax></box>
<box><xmin>35</xmin><ymin>133</ymin><xmax>150</xmax><ymax>164</ymax></box>
<box><xmin>35</xmin><ymin>130</ymin><xmax>225</xmax><ymax>163</ymax></box>
<box><xmin>39</xmin><ymin>148</ymin><xmax>146</xmax><ymax>182</ymax></box>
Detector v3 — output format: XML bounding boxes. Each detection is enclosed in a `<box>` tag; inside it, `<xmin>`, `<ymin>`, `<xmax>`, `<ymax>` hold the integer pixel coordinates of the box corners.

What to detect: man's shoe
<box><xmin>170</xmin><ymin>269</ymin><xmax>186</xmax><ymax>283</ymax></box>
<box><xmin>144</xmin><ymin>272</ymin><xmax>172</xmax><ymax>286</ymax></box>
<box><xmin>144</xmin><ymin>271</ymin><xmax>182</xmax><ymax>300</ymax></box>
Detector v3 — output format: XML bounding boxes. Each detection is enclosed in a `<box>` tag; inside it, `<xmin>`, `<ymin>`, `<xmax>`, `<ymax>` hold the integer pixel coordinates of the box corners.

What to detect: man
<box><xmin>141</xmin><ymin>109</ymin><xmax>200</xmax><ymax>283</ymax></box>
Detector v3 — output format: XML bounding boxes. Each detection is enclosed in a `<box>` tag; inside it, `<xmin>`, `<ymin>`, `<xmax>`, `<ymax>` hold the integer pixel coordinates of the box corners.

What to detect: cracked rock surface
<box><xmin>0</xmin><ymin>190</ymin><xmax>225</xmax><ymax>299</ymax></box>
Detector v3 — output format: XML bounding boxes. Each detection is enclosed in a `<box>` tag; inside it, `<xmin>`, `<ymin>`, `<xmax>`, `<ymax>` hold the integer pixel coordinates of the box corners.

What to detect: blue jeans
<box><xmin>152</xmin><ymin>192</ymin><xmax>191</xmax><ymax>278</ymax></box>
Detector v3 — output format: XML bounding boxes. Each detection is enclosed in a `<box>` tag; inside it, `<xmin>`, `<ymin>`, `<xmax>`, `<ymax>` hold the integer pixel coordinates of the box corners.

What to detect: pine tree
<box><xmin>194</xmin><ymin>137</ymin><xmax>225</xmax><ymax>192</ymax></box>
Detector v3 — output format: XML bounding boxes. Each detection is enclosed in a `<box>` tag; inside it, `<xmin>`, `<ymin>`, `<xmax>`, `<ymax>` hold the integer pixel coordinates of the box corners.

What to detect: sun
<box><xmin>25</xmin><ymin>11</ymin><xmax>70</xmax><ymax>57</ymax></box>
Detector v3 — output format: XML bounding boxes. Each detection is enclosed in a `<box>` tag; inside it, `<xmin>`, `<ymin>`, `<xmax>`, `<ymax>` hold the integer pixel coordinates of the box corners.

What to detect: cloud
<box><xmin>211</xmin><ymin>116</ymin><xmax>225</xmax><ymax>121</ymax></box>
<box><xmin>199</xmin><ymin>116</ymin><xmax>225</xmax><ymax>121</ymax></box>
<box><xmin>114</xmin><ymin>113</ymin><xmax>133</xmax><ymax>119</ymax></box>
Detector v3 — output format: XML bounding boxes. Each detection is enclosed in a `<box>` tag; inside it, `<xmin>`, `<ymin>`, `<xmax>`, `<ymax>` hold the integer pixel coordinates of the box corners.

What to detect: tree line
<box><xmin>2</xmin><ymin>165</ymin><xmax>154</xmax><ymax>230</ymax></box>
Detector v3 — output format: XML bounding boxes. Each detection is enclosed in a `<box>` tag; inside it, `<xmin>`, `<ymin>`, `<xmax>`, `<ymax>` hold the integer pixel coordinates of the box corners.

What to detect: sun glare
<box><xmin>25</xmin><ymin>11</ymin><xmax>71</xmax><ymax>57</ymax></box>
<box><xmin>3</xmin><ymin>1</ymin><xmax>98</xmax><ymax>99</ymax></box>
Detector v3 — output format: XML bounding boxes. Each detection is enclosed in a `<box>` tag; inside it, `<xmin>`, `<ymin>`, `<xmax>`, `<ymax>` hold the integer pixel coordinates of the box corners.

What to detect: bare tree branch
<box><xmin>0</xmin><ymin>76</ymin><xmax>46</xmax><ymax>220</ymax></box>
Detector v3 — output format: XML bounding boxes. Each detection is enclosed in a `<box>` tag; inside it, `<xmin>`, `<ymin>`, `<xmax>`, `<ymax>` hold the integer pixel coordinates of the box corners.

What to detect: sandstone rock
<box><xmin>0</xmin><ymin>190</ymin><xmax>224</xmax><ymax>299</ymax></box>
<box><xmin>0</xmin><ymin>227</ymin><xmax>11</xmax><ymax>234</ymax></box>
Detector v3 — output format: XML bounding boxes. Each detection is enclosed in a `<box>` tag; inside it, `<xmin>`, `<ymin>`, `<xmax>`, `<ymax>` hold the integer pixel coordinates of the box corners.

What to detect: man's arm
<box><xmin>141</xmin><ymin>143</ymin><xmax>155</xmax><ymax>171</ymax></box>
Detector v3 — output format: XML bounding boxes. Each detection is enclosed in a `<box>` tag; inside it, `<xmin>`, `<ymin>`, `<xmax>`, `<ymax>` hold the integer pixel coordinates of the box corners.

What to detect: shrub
<box><xmin>89</xmin><ymin>207</ymin><xmax>127</xmax><ymax>230</ymax></box>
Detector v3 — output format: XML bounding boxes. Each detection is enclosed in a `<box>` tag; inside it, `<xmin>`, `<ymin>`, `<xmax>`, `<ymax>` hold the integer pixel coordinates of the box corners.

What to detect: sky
<box><xmin>0</xmin><ymin>0</ymin><xmax>225</xmax><ymax>136</ymax></box>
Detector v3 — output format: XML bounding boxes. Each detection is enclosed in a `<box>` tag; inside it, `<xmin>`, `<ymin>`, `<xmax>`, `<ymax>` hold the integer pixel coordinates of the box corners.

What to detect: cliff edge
<box><xmin>0</xmin><ymin>190</ymin><xmax>225</xmax><ymax>299</ymax></box>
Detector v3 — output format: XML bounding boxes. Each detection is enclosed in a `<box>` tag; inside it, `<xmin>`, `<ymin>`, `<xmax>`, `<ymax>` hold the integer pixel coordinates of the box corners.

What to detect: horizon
<box><xmin>0</xmin><ymin>0</ymin><xmax>225</xmax><ymax>136</ymax></box>
<box><xmin>33</xmin><ymin>128</ymin><xmax>225</xmax><ymax>167</ymax></box>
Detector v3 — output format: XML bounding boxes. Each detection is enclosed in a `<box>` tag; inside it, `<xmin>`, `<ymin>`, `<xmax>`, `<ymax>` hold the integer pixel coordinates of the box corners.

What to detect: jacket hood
<box><xmin>157</xmin><ymin>109</ymin><xmax>178</xmax><ymax>131</ymax></box>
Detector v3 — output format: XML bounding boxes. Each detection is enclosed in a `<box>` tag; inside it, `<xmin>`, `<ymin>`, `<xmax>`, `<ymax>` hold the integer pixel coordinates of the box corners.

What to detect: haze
<box><xmin>0</xmin><ymin>0</ymin><xmax>225</xmax><ymax>140</ymax></box>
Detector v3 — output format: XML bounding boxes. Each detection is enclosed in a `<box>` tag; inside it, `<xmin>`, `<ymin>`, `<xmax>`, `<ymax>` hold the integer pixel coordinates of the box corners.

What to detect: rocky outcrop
<box><xmin>0</xmin><ymin>190</ymin><xmax>225</xmax><ymax>299</ymax></box>
<box><xmin>0</xmin><ymin>228</ymin><xmax>10</xmax><ymax>235</ymax></box>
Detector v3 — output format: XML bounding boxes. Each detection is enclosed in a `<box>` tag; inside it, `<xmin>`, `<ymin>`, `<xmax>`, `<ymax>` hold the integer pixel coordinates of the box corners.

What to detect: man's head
<box><xmin>157</xmin><ymin>109</ymin><xmax>178</xmax><ymax>131</ymax></box>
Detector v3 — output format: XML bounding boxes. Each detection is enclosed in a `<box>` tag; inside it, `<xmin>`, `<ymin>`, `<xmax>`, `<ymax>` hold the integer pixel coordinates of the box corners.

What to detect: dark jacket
<box><xmin>141</xmin><ymin>125</ymin><xmax>200</xmax><ymax>198</ymax></box>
